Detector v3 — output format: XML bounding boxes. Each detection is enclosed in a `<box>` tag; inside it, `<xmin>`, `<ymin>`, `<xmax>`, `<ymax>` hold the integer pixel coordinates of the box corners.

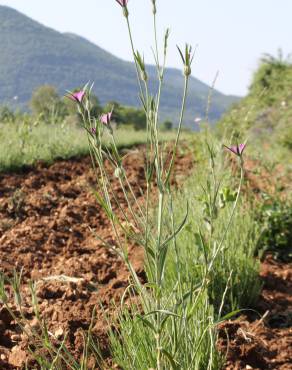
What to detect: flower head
<box><xmin>67</xmin><ymin>90</ymin><xmax>85</xmax><ymax>103</ymax></box>
<box><xmin>115</xmin><ymin>0</ymin><xmax>128</xmax><ymax>7</ymax></box>
<box><xmin>224</xmin><ymin>143</ymin><xmax>246</xmax><ymax>157</ymax></box>
<box><xmin>100</xmin><ymin>111</ymin><xmax>113</xmax><ymax>126</ymax></box>
<box><xmin>177</xmin><ymin>44</ymin><xmax>195</xmax><ymax>77</ymax></box>
<box><xmin>91</xmin><ymin>127</ymin><xmax>97</xmax><ymax>135</ymax></box>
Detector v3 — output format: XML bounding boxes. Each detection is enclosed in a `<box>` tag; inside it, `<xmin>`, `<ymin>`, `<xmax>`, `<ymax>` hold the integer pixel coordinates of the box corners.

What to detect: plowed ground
<box><xmin>0</xmin><ymin>148</ymin><xmax>192</xmax><ymax>368</ymax></box>
<box><xmin>0</xmin><ymin>150</ymin><xmax>291</xmax><ymax>369</ymax></box>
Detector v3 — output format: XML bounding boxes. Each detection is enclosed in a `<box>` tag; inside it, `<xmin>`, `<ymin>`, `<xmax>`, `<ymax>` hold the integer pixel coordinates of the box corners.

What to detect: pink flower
<box><xmin>100</xmin><ymin>111</ymin><xmax>113</xmax><ymax>126</ymax></box>
<box><xmin>224</xmin><ymin>143</ymin><xmax>246</xmax><ymax>157</ymax></box>
<box><xmin>91</xmin><ymin>127</ymin><xmax>97</xmax><ymax>135</ymax></box>
<box><xmin>67</xmin><ymin>90</ymin><xmax>85</xmax><ymax>103</ymax></box>
<box><xmin>115</xmin><ymin>0</ymin><xmax>128</xmax><ymax>7</ymax></box>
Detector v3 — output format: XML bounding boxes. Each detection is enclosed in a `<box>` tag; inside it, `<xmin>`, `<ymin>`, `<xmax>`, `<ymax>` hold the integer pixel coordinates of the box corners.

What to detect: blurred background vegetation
<box><xmin>217</xmin><ymin>50</ymin><xmax>292</xmax><ymax>162</ymax></box>
<box><xmin>0</xmin><ymin>83</ymin><xmax>184</xmax><ymax>172</ymax></box>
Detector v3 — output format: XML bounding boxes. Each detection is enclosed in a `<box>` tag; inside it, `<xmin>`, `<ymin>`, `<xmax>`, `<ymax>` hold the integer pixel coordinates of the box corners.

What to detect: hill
<box><xmin>0</xmin><ymin>5</ymin><xmax>239</xmax><ymax>125</ymax></box>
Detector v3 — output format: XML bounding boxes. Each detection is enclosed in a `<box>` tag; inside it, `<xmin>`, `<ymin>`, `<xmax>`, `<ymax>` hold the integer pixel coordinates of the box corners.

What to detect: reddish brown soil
<box><xmin>0</xmin><ymin>150</ymin><xmax>291</xmax><ymax>369</ymax></box>
<box><xmin>218</xmin><ymin>254</ymin><xmax>292</xmax><ymax>370</ymax></box>
<box><xmin>0</xmin><ymin>149</ymin><xmax>193</xmax><ymax>369</ymax></box>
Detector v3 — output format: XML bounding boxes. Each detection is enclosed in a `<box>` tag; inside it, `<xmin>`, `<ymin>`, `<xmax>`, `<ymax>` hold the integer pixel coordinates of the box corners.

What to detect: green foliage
<box><xmin>107</xmin><ymin>136</ymin><xmax>261</xmax><ymax>368</ymax></box>
<box><xmin>29</xmin><ymin>83</ymin><xmax>142</xmax><ymax>128</ymax></box>
<box><xmin>217</xmin><ymin>52</ymin><xmax>292</xmax><ymax>265</ymax></box>
<box><xmin>119</xmin><ymin>106</ymin><xmax>146</xmax><ymax>130</ymax></box>
<box><xmin>0</xmin><ymin>105</ymin><xmax>15</xmax><ymax>123</ymax></box>
<box><xmin>162</xmin><ymin>120</ymin><xmax>173</xmax><ymax>131</ymax></box>
<box><xmin>0</xmin><ymin>118</ymin><xmax>181</xmax><ymax>172</ymax></box>
<box><xmin>250</xmin><ymin>51</ymin><xmax>292</xmax><ymax>106</ymax></box>
<box><xmin>217</xmin><ymin>51</ymin><xmax>292</xmax><ymax>156</ymax></box>
<box><xmin>0</xmin><ymin>120</ymin><xmax>87</xmax><ymax>172</ymax></box>
<box><xmin>30</xmin><ymin>85</ymin><xmax>67</xmax><ymax>122</ymax></box>
<box><xmin>164</xmin><ymin>138</ymin><xmax>261</xmax><ymax>314</ymax></box>
<box><xmin>279</xmin><ymin>123</ymin><xmax>292</xmax><ymax>150</ymax></box>
<box><xmin>109</xmin><ymin>293</ymin><xmax>223</xmax><ymax>370</ymax></box>
<box><xmin>209</xmin><ymin>210</ymin><xmax>262</xmax><ymax>312</ymax></box>
<box><xmin>256</xmin><ymin>195</ymin><xmax>292</xmax><ymax>262</ymax></box>
<box><xmin>103</xmin><ymin>102</ymin><xmax>146</xmax><ymax>130</ymax></box>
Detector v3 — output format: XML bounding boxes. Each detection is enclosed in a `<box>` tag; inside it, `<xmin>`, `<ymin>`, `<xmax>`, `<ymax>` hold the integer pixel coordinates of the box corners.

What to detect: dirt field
<box><xmin>219</xmin><ymin>255</ymin><xmax>292</xmax><ymax>370</ymax></box>
<box><xmin>0</xmin><ymin>149</ymin><xmax>192</xmax><ymax>368</ymax></box>
<box><xmin>0</xmin><ymin>150</ymin><xmax>291</xmax><ymax>369</ymax></box>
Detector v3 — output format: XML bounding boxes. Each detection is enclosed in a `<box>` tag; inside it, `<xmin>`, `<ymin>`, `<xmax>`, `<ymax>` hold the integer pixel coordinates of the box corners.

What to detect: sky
<box><xmin>0</xmin><ymin>0</ymin><xmax>291</xmax><ymax>96</ymax></box>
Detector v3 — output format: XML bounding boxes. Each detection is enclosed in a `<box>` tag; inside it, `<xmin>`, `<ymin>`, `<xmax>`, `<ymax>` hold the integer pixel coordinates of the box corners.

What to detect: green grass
<box><xmin>0</xmin><ymin>121</ymin><xmax>182</xmax><ymax>173</ymax></box>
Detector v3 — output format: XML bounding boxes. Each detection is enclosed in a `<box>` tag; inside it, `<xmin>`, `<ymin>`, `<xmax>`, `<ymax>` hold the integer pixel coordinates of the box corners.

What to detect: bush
<box><xmin>0</xmin><ymin>106</ymin><xmax>15</xmax><ymax>123</ymax></box>
<box><xmin>162</xmin><ymin>120</ymin><xmax>173</xmax><ymax>131</ymax></box>
<box><xmin>256</xmin><ymin>195</ymin><xmax>292</xmax><ymax>262</ymax></box>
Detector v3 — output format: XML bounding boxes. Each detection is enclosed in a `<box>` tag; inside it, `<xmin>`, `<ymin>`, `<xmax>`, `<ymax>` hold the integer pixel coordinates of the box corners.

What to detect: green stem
<box><xmin>153</xmin><ymin>51</ymin><xmax>167</xmax><ymax>183</ymax></box>
<box><xmin>208</xmin><ymin>160</ymin><xmax>244</xmax><ymax>273</ymax></box>
<box><xmin>125</xmin><ymin>16</ymin><xmax>145</xmax><ymax>103</ymax></box>
<box><xmin>153</xmin><ymin>11</ymin><xmax>160</xmax><ymax>69</ymax></box>
<box><xmin>156</xmin><ymin>191</ymin><xmax>164</xmax><ymax>370</ymax></box>
<box><xmin>143</xmin><ymin>81</ymin><xmax>155</xmax><ymax>282</ymax></box>
<box><xmin>165</xmin><ymin>76</ymin><xmax>189</xmax><ymax>185</ymax></box>
<box><xmin>170</xmin><ymin>192</ymin><xmax>183</xmax><ymax>298</ymax></box>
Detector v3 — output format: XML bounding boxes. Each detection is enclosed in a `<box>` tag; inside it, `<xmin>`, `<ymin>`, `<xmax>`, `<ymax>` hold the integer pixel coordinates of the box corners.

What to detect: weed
<box><xmin>256</xmin><ymin>194</ymin><xmax>292</xmax><ymax>262</ymax></box>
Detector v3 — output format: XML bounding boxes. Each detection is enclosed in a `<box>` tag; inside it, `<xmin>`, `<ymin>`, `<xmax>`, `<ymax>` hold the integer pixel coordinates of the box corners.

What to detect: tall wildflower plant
<box><xmin>67</xmin><ymin>1</ymin><xmax>247</xmax><ymax>368</ymax></box>
<box><xmin>165</xmin><ymin>137</ymin><xmax>261</xmax><ymax>314</ymax></box>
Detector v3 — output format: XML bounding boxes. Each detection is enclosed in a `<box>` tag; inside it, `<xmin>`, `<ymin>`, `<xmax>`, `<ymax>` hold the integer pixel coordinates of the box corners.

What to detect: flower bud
<box><xmin>140</xmin><ymin>70</ymin><xmax>148</xmax><ymax>82</ymax></box>
<box><xmin>184</xmin><ymin>65</ymin><xmax>192</xmax><ymax>77</ymax></box>
<box><xmin>123</xmin><ymin>7</ymin><xmax>129</xmax><ymax>17</ymax></box>
<box><xmin>152</xmin><ymin>0</ymin><xmax>157</xmax><ymax>14</ymax></box>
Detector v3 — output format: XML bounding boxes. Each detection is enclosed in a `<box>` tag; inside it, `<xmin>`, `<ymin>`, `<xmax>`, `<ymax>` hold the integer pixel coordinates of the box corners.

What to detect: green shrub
<box><xmin>0</xmin><ymin>105</ymin><xmax>15</xmax><ymax>123</ymax></box>
<box><xmin>257</xmin><ymin>195</ymin><xmax>292</xmax><ymax>262</ymax></box>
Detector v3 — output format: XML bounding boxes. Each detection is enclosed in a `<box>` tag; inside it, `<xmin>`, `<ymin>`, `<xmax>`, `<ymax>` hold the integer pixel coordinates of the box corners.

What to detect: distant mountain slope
<box><xmin>0</xmin><ymin>5</ymin><xmax>240</xmax><ymax>125</ymax></box>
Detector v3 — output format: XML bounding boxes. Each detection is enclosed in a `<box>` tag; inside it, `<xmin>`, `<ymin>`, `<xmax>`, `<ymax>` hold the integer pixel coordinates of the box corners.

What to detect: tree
<box><xmin>119</xmin><ymin>106</ymin><xmax>146</xmax><ymax>130</ymax></box>
<box><xmin>30</xmin><ymin>85</ymin><xmax>66</xmax><ymax>122</ymax></box>
<box><xmin>162</xmin><ymin>120</ymin><xmax>173</xmax><ymax>131</ymax></box>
